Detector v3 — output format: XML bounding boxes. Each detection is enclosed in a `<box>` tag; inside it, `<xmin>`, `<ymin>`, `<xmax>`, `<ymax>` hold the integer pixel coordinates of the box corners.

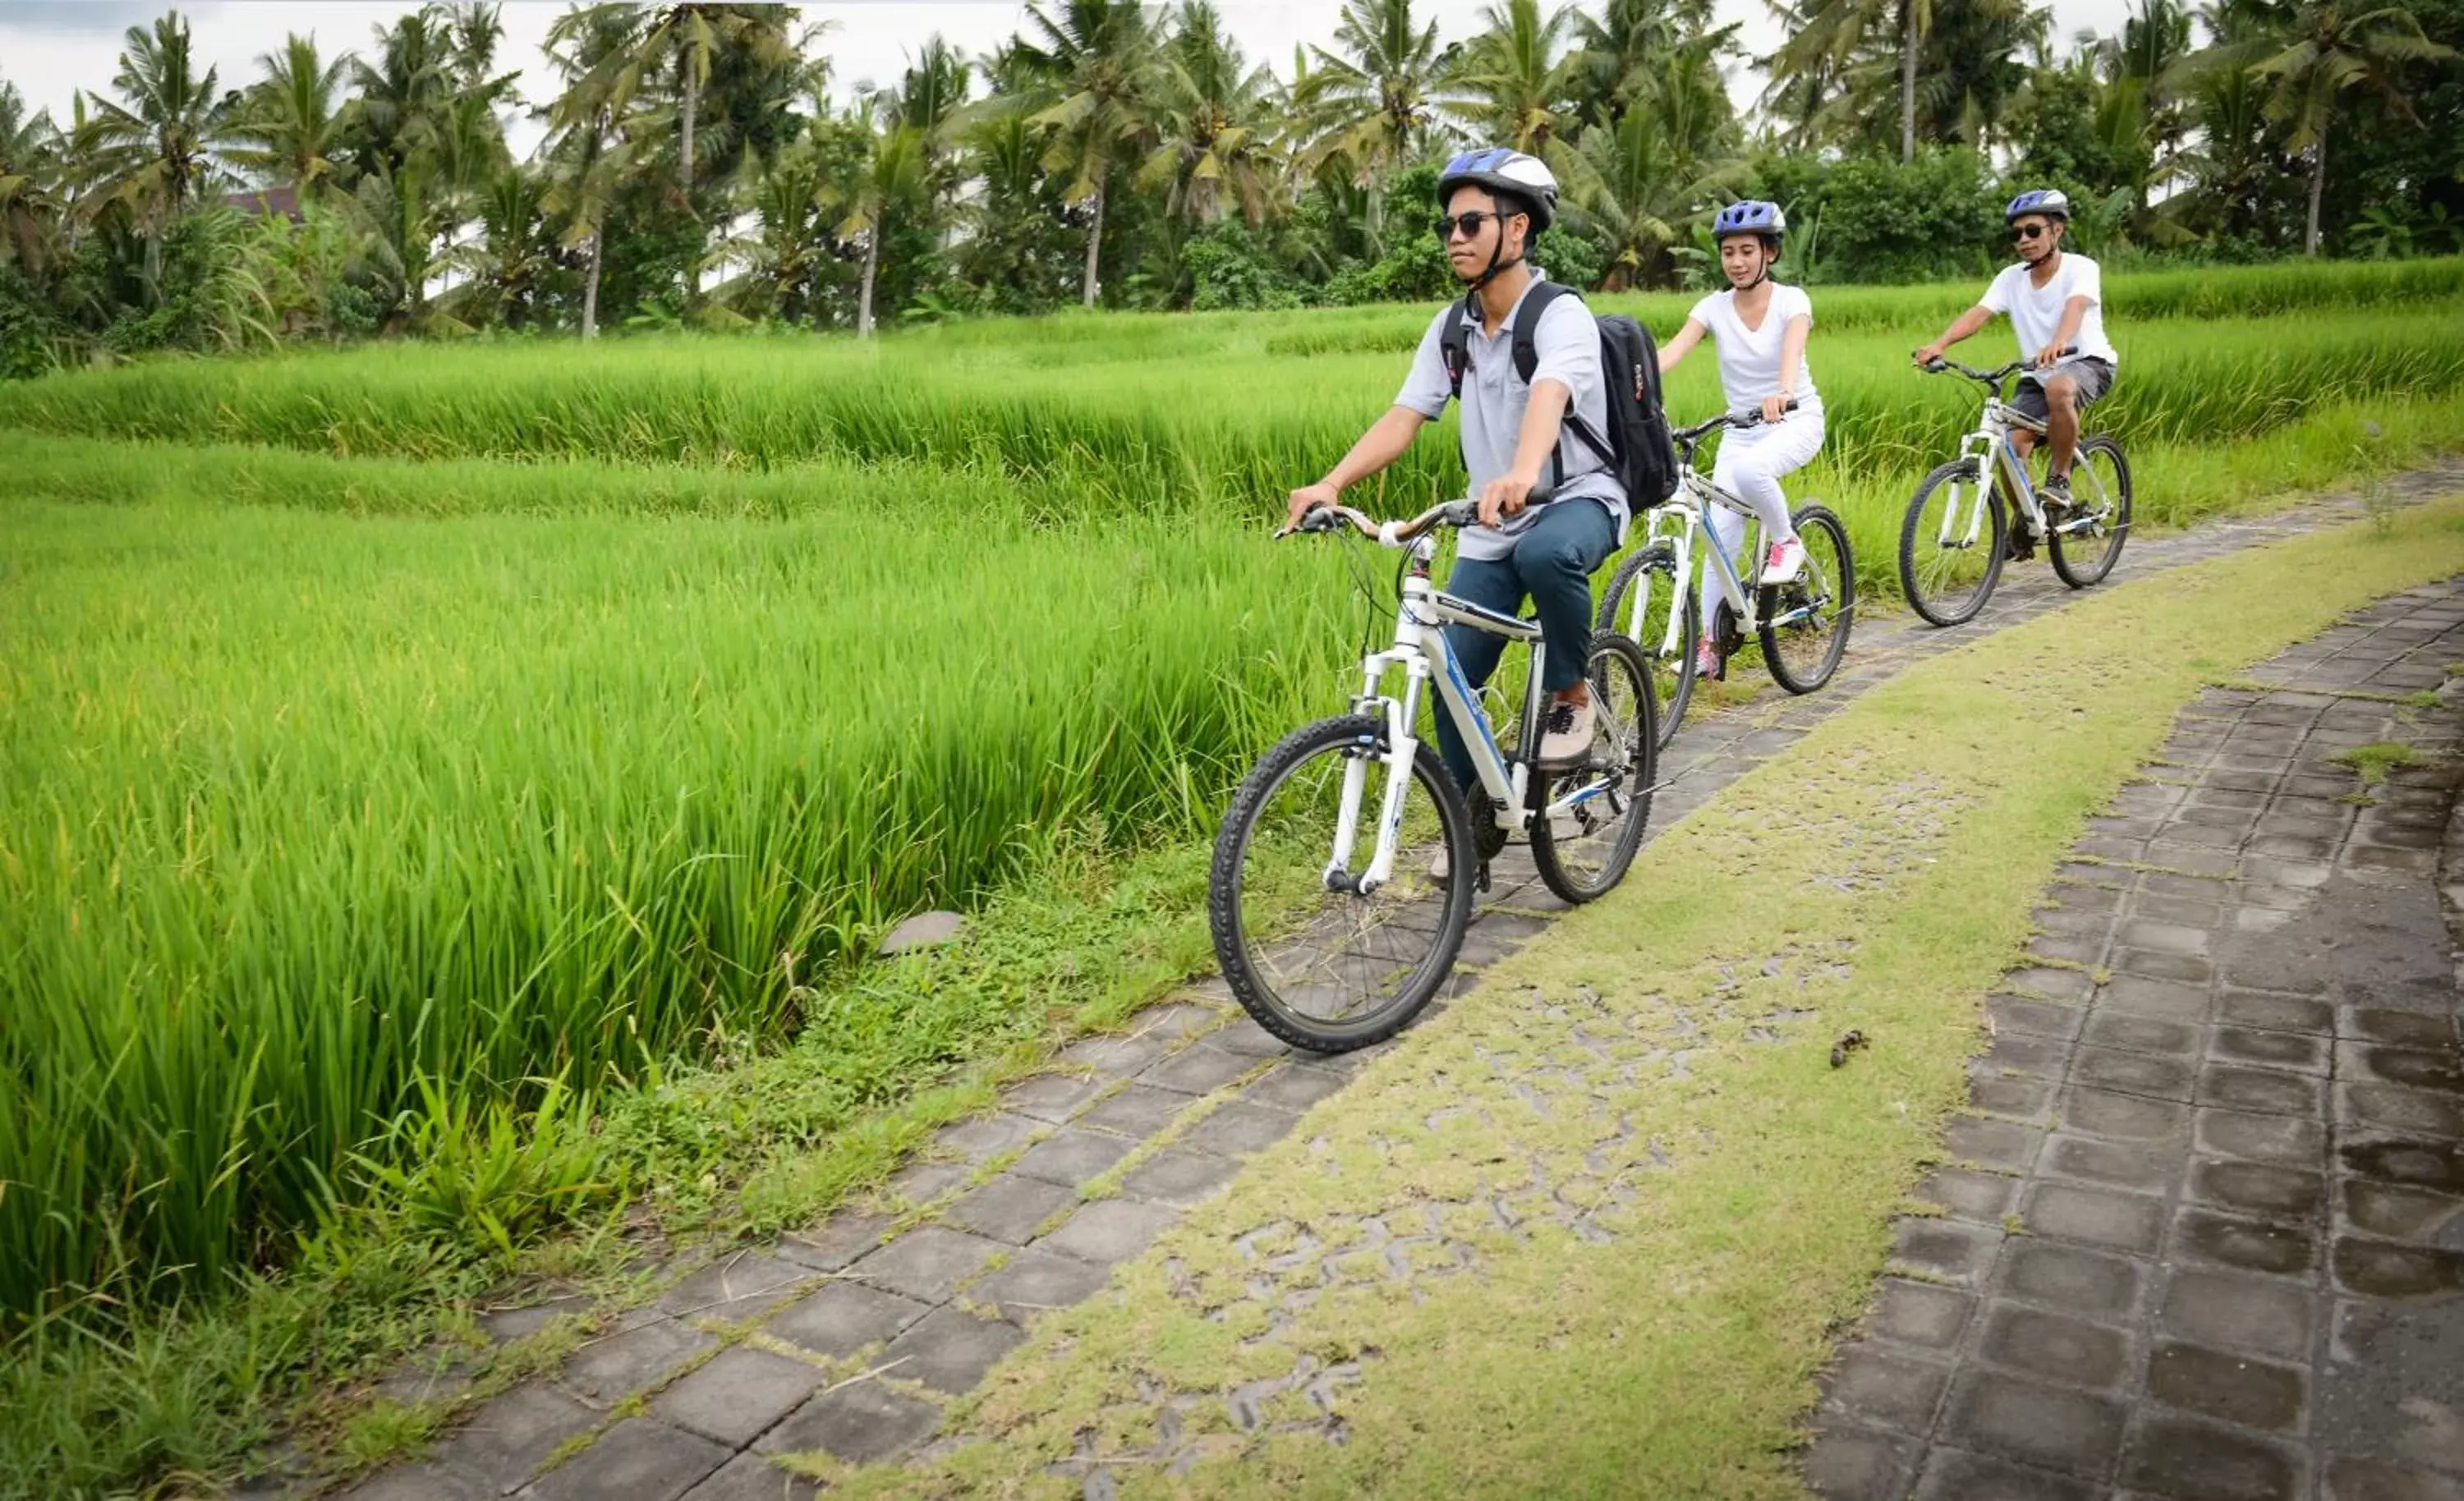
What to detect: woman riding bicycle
<box><xmin>1653</xmin><ymin>200</ymin><xmax>1822</xmax><ymax>681</ymax></box>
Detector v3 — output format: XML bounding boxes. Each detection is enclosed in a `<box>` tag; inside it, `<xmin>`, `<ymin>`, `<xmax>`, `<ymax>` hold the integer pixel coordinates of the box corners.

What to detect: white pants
<box><xmin>1703</xmin><ymin>402</ymin><xmax>1826</xmax><ymax>631</ymax></box>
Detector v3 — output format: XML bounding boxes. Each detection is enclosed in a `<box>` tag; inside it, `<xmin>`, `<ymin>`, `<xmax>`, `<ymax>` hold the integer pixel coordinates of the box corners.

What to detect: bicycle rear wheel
<box><xmin>1759</xmin><ymin>505</ymin><xmax>1855</xmax><ymax>695</ymax></box>
<box><xmin>1899</xmin><ymin>459</ymin><xmax>2004</xmax><ymax>627</ymax></box>
<box><xmin>1529</xmin><ymin>632</ymin><xmax>1658</xmax><ymax>904</ymax></box>
<box><xmin>1594</xmin><ymin>546</ymin><xmax>1696</xmax><ymax>748</ymax></box>
<box><xmin>1208</xmin><ymin>714</ymin><xmax>1478</xmax><ymax>1053</ymax></box>
<box><xmin>2049</xmin><ymin>436</ymin><xmax>2132</xmax><ymax>589</ymax></box>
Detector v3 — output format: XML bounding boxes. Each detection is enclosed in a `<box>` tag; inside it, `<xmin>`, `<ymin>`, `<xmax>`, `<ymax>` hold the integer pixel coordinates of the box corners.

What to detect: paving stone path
<box><xmin>339</xmin><ymin>464</ymin><xmax>2464</xmax><ymax>1501</ymax></box>
<box><xmin>1807</xmin><ymin>576</ymin><xmax>2464</xmax><ymax>1501</ymax></box>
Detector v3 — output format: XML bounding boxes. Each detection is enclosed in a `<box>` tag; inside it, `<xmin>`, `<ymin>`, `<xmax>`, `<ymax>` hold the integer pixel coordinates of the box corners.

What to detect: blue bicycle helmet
<box><xmin>2005</xmin><ymin>189</ymin><xmax>2071</xmax><ymax>223</ymax></box>
<box><xmin>1437</xmin><ymin>147</ymin><xmax>1560</xmax><ymax>232</ymax></box>
<box><xmin>1712</xmin><ymin>200</ymin><xmax>1786</xmax><ymax>243</ymax></box>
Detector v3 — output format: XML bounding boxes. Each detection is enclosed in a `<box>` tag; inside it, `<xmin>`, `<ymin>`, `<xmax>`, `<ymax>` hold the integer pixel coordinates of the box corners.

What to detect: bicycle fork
<box><xmin>1324</xmin><ymin>653</ymin><xmax>1429</xmax><ymax>896</ymax></box>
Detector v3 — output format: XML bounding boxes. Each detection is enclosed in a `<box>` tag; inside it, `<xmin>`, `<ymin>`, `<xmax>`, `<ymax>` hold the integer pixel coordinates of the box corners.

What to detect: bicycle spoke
<box><xmin>1219</xmin><ymin>722</ymin><xmax>1470</xmax><ymax>1044</ymax></box>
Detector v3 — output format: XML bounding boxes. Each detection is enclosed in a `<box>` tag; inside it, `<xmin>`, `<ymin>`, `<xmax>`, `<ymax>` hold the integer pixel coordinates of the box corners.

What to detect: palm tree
<box><xmin>1570</xmin><ymin>0</ymin><xmax>1711</xmax><ymax>129</ymax></box>
<box><xmin>828</xmin><ymin>104</ymin><xmax>931</xmax><ymax>336</ymax></box>
<box><xmin>2248</xmin><ymin>0</ymin><xmax>2453</xmax><ymax>254</ymax></box>
<box><xmin>1455</xmin><ymin>0</ymin><xmax>1584</xmax><ymax>152</ymax></box>
<box><xmin>1551</xmin><ymin>35</ymin><xmax>1742</xmax><ymax>287</ymax></box>
<box><xmin>1138</xmin><ymin>2</ymin><xmax>1280</xmax><ymax>227</ymax></box>
<box><xmin>1298</xmin><ymin>0</ymin><xmax>1460</xmax><ymax>190</ymax></box>
<box><xmin>350</xmin><ymin>5</ymin><xmax>457</xmax><ymax>179</ymax></box>
<box><xmin>1766</xmin><ymin>0</ymin><xmax>1933</xmax><ymax>159</ymax></box>
<box><xmin>712</xmin><ymin>133</ymin><xmax>826</xmax><ymax>323</ymax></box>
<box><xmin>442</xmin><ymin>164</ymin><xmax>555</xmax><ymax>328</ymax></box>
<box><xmin>543</xmin><ymin>5</ymin><xmax>640</xmax><ymax>337</ymax></box>
<box><xmin>552</xmin><ymin>4</ymin><xmax>800</xmax><ymax>303</ymax></box>
<box><xmin>891</xmin><ymin>34</ymin><xmax>973</xmax><ymax>244</ymax></box>
<box><xmin>226</xmin><ymin>34</ymin><xmax>352</xmax><ymax>200</ymax></box>
<box><xmin>81</xmin><ymin>11</ymin><xmax>234</xmax><ymax>280</ymax></box>
<box><xmin>1017</xmin><ymin>0</ymin><xmax>1160</xmax><ymax>308</ymax></box>
<box><xmin>0</xmin><ymin>81</ymin><xmax>67</xmax><ymax>272</ymax></box>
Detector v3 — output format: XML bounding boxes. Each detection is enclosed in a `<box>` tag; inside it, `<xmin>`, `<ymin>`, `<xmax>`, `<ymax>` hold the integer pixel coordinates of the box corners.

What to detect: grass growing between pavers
<box><xmin>822</xmin><ymin>494</ymin><xmax>2464</xmax><ymax>1499</ymax></box>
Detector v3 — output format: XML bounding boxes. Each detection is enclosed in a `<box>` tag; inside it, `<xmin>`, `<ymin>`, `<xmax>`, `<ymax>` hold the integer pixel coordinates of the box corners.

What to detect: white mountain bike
<box><xmin>1592</xmin><ymin>406</ymin><xmax>1857</xmax><ymax>746</ymax></box>
<box><xmin>1898</xmin><ymin>350</ymin><xmax>2134</xmax><ymax>627</ymax></box>
<box><xmin>1207</xmin><ymin>494</ymin><xmax>1657</xmax><ymax>1053</ymax></box>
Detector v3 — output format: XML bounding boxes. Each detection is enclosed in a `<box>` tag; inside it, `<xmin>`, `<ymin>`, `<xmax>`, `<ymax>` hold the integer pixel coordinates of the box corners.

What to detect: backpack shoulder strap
<box><xmin>1508</xmin><ymin>281</ymin><xmax>1578</xmax><ymax>385</ymax></box>
<box><xmin>1510</xmin><ymin>281</ymin><xmax>1614</xmax><ymax>465</ymax></box>
<box><xmin>1437</xmin><ymin>291</ymin><xmax>1477</xmax><ymax>400</ymax></box>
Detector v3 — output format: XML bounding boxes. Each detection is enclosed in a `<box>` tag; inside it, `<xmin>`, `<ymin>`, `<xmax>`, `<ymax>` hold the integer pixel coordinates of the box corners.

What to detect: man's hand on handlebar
<box><xmin>2034</xmin><ymin>343</ymin><xmax>2076</xmax><ymax>371</ymax></box>
<box><xmin>1286</xmin><ymin>480</ymin><xmax>1339</xmax><ymax>532</ymax></box>
<box><xmin>1477</xmin><ymin>468</ymin><xmax>1541</xmax><ymax>529</ymax></box>
<box><xmin>1760</xmin><ymin>393</ymin><xmax>1795</xmax><ymax>425</ymax></box>
<box><xmin>1911</xmin><ymin>344</ymin><xmax>1945</xmax><ymax>370</ymax></box>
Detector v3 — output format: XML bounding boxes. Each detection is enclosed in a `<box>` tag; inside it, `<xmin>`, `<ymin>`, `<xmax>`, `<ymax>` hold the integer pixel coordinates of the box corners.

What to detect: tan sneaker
<box><xmin>1537</xmin><ymin>697</ymin><xmax>1596</xmax><ymax>769</ymax></box>
<box><xmin>1429</xmin><ymin>844</ymin><xmax>1450</xmax><ymax>884</ymax></box>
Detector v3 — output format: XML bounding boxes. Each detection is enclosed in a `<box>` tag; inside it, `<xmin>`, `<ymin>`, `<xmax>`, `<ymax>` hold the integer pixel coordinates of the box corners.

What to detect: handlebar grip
<box><xmin>1438</xmin><ymin>499</ymin><xmax>1481</xmax><ymax>528</ymax></box>
<box><xmin>1524</xmin><ymin>483</ymin><xmax>1556</xmax><ymax>507</ymax></box>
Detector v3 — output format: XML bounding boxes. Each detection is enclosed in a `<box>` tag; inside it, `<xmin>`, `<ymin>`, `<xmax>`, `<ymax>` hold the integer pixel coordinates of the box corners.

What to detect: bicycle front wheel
<box><xmin>1529</xmin><ymin>632</ymin><xmax>1659</xmax><ymax>904</ymax></box>
<box><xmin>1759</xmin><ymin>505</ymin><xmax>1855</xmax><ymax>695</ymax></box>
<box><xmin>2049</xmin><ymin>436</ymin><xmax>2132</xmax><ymax>589</ymax></box>
<box><xmin>1595</xmin><ymin>547</ymin><xmax>1697</xmax><ymax>749</ymax></box>
<box><xmin>1208</xmin><ymin>715</ymin><xmax>1478</xmax><ymax>1053</ymax></box>
<box><xmin>1900</xmin><ymin>459</ymin><xmax>2004</xmax><ymax>627</ymax></box>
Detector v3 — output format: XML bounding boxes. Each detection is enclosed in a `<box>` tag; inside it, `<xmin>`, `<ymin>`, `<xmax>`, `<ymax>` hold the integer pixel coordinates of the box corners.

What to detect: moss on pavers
<box><xmin>825</xmin><ymin>498</ymin><xmax>2464</xmax><ymax>1498</ymax></box>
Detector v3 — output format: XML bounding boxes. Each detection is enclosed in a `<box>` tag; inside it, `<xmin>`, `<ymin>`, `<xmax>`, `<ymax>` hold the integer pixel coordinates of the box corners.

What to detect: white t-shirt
<box><xmin>1979</xmin><ymin>254</ymin><xmax>2117</xmax><ymax>365</ymax></box>
<box><xmin>1686</xmin><ymin>282</ymin><xmax>1818</xmax><ymax>411</ymax></box>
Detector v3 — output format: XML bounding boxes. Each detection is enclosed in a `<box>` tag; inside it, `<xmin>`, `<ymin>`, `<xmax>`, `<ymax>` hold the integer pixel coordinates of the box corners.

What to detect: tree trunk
<box><xmin>1081</xmin><ymin>186</ymin><xmax>1104</xmax><ymax>310</ymax></box>
<box><xmin>1901</xmin><ymin>0</ymin><xmax>1919</xmax><ymax>163</ymax></box>
<box><xmin>582</xmin><ymin>230</ymin><xmax>603</xmax><ymax>339</ymax></box>
<box><xmin>681</xmin><ymin>65</ymin><xmax>701</xmax><ymax>302</ymax></box>
<box><xmin>2305</xmin><ymin>130</ymin><xmax>2325</xmax><ymax>257</ymax></box>
<box><xmin>857</xmin><ymin>232</ymin><xmax>879</xmax><ymax>338</ymax></box>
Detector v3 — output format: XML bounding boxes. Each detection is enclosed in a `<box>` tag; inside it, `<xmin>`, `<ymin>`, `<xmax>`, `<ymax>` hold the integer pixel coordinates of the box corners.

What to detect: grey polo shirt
<box><xmin>1395</xmin><ymin>275</ymin><xmax>1630</xmax><ymax>562</ymax></box>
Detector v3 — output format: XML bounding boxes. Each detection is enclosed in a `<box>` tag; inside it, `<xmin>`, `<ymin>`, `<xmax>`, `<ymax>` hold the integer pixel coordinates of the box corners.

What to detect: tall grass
<box><xmin>5</xmin><ymin>296</ymin><xmax>2459</xmax><ymax>513</ymax></box>
<box><xmin>0</xmin><ymin>445</ymin><xmax>1362</xmax><ymax>1323</ymax></box>
<box><xmin>2</xmin><ymin>256</ymin><xmax>2462</xmax><ymax>1335</ymax></box>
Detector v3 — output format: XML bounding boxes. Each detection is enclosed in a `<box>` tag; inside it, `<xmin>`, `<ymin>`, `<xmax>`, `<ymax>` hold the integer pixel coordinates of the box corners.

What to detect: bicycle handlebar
<box><xmin>1277</xmin><ymin>484</ymin><xmax>1558</xmax><ymax>544</ymax></box>
<box><xmin>1672</xmin><ymin>399</ymin><xmax>1800</xmax><ymax>445</ymax></box>
<box><xmin>1919</xmin><ymin>346</ymin><xmax>2078</xmax><ymax>387</ymax></box>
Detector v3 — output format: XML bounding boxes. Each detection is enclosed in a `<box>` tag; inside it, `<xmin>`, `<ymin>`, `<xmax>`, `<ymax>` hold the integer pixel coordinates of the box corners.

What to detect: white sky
<box><xmin>0</xmin><ymin>0</ymin><xmax>2131</xmax><ymax>161</ymax></box>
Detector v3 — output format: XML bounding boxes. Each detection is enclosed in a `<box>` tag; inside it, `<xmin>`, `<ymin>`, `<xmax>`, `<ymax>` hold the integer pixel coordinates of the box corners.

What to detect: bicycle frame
<box><xmin>1626</xmin><ymin>469</ymin><xmax>1769</xmax><ymax>656</ymax></box>
<box><xmin>1329</xmin><ymin>530</ymin><xmax>1620</xmax><ymax>895</ymax></box>
<box><xmin>1933</xmin><ymin>392</ymin><xmax>2052</xmax><ymax>552</ymax></box>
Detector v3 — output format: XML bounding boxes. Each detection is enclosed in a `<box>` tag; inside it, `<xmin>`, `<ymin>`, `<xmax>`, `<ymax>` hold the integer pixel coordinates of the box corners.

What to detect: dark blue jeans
<box><xmin>1432</xmin><ymin>497</ymin><xmax>1617</xmax><ymax>794</ymax></box>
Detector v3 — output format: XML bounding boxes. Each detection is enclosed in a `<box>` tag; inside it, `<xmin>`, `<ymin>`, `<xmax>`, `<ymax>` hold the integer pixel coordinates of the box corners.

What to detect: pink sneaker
<box><xmin>1694</xmin><ymin>638</ymin><xmax>1722</xmax><ymax>680</ymax></box>
<box><xmin>1763</xmin><ymin>535</ymin><xmax>1807</xmax><ymax>585</ymax></box>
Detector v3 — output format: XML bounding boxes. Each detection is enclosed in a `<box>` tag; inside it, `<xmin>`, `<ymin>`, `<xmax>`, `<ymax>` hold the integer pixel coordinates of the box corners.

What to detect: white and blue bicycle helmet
<box><xmin>1436</xmin><ymin>146</ymin><xmax>1560</xmax><ymax>231</ymax></box>
<box><xmin>1712</xmin><ymin>200</ymin><xmax>1786</xmax><ymax>243</ymax></box>
<box><xmin>2005</xmin><ymin>189</ymin><xmax>2071</xmax><ymax>222</ymax></box>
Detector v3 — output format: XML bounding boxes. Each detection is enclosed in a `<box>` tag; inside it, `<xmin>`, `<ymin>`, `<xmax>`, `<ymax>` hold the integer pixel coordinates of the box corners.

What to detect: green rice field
<box><xmin>4</xmin><ymin>255</ymin><xmax>2464</xmax><ymax>1347</ymax></box>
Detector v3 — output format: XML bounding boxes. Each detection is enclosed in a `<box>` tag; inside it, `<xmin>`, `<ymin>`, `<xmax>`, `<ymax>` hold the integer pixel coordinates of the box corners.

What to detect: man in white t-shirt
<box><xmin>1913</xmin><ymin>190</ymin><xmax>2117</xmax><ymax>524</ymax></box>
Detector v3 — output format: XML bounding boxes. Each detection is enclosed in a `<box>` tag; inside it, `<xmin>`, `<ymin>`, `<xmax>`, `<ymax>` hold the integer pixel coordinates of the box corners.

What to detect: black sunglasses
<box><xmin>1436</xmin><ymin>210</ymin><xmax>1509</xmax><ymax>241</ymax></box>
<box><xmin>2013</xmin><ymin>223</ymin><xmax>2053</xmax><ymax>241</ymax></box>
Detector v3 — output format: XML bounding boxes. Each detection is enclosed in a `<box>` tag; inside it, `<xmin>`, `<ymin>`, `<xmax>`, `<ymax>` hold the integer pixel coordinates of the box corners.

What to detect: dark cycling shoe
<box><xmin>2040</xmin><ymin>474</ymin><xmax>2073</xmax><ymax>526</ymax></box>
<box><xmin>2004</xmin><ymin>530</ymin><xmax>2037</xmax><ymax>562</ymax></box>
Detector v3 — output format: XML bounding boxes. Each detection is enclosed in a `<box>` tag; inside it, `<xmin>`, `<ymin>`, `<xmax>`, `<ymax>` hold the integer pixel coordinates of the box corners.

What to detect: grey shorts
<box><xmin>2011</xmin><ymin>356</ymin><xmax>2115</xmax><ymax>425</ymax></box>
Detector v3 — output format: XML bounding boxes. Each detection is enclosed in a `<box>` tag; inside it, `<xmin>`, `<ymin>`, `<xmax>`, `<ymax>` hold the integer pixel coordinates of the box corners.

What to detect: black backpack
<box><xmin>1438</xmin><ymin>281</ymin><xmax>1680</xmax><ymax>506</ymax></box>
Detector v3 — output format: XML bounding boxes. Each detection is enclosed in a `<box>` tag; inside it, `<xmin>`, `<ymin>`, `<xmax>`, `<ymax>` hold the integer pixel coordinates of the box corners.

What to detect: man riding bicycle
<box><xmin>1911</xmin><ymin>190</ymin><xmax>2118</xmax><ymax>554</ymax></box>
<box><xmin>1285</xmin><ymin>148</ymin><xmax>1626</xmax><ymax>873</ymax></box>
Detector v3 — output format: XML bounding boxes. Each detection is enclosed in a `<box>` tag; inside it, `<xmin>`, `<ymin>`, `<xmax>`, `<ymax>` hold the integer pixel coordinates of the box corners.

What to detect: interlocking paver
<box><xmin>650</xmin><ymin>1346</ymin><xmax>825</xmax><ymax>1447</ymax></box>
<box><xmin>1814</xmin><ymin>573</ymin><xmax>2464</xmax><ymax>1498</ymax></box>
<box><xmin>763</xmin><ymin>1280</ymin><xmax>933</xmax><ymax>1360</ymax></box>
<box><xmin>939</xmin><ymin>1173</ymin><xmax>1077</xmax><ymax>1245</ymax></box>
<box><xmin>527</xmin><ymin>1418</ymin><xmax>729</xmax><ymax>1501</ymax></box>
<box><xmin>880</xmin><ymin>1306</ymin><xmax>1027</xmax><ymax>1394</ymax></box>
